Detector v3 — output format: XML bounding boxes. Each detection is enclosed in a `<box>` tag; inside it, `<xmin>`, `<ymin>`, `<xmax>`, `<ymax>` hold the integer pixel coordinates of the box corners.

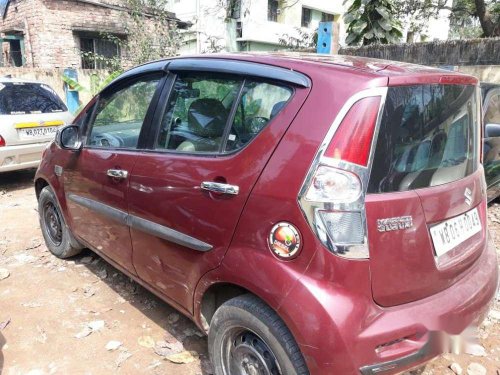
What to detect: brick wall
<box><xmin>0</xmin><ymin>0</ymin><xmax>44</xmax><ymax>67</ymax></box>
<box><xmin>0</xmin><ymin>0</ymin><xmax>134</xmax><ymax>68</ymax></box>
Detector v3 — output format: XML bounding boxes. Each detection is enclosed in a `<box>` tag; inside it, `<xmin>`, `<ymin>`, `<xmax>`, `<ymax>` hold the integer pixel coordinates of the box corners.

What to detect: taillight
<box><xmin>299</xmin><ymin>89</ymin><xmax>386</xmax><ymax>259</ymax></box>
<box><xmin>324</xmin><ymin>96</ymin><xmax>381</xmax><ymax>166</ymax></box>
<box><xmin>0</xmin><ymin>136</ymin><xmax>5</xmax><ymax>147</ymax></box>
<box><xmin>305</xmin><ymin>166</ymin><xmax>361</xmax><ymax>203</ymax></box>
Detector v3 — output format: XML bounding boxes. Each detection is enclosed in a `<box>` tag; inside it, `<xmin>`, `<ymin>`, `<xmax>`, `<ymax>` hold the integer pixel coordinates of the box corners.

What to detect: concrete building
<box><xmin>168</xmin><ymin>0</ymin><xmax>346</xmax><ymax>54</ymax></box>
<box><xmin>0</xmin><ymin>0</ymin><xmax>181</xmax><ymax>68</ymax></box>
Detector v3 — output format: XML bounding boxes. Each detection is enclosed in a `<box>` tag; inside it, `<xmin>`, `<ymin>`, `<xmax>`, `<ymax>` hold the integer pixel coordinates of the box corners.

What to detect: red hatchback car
<box><xmin>35</xmin><ymin>54</ymin><xmax>498</xmax><ymax>375</ymax></box>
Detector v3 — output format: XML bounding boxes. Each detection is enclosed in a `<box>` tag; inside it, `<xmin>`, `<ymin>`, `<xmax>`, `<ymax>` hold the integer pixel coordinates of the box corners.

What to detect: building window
<box><xmin>1</xmin><ymin>34</ymin><xmax>24</xmax><ymax>67</ymax></box>
<box><xmin>228</xmin><ymin>0</ymin><xmax>241</xmax><ymax>19</ymax></box>
<box><xmin>268</xmin><ymin>0</ymin><xmax>279</xmax><ymax>22</ymax></box>
<box><xmin>80</xmin><ymin>36</ymin><xmax>120</xmax><ymax>69</ymax></box>
<box><xmin>321</xmin><ymin>12</ymin><xmax>335</xmax><ymax>22</ymax></box>
<box><xmin>301</xmin><ymin>7</ymin><xmax>312</xmax><ymax>28</ymax></box>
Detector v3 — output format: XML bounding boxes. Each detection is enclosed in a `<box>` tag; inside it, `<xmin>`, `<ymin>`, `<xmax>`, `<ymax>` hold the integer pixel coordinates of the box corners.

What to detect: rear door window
<box><xmin>155</xmin><ymin>73</ymin><xmax>293</xmax><ymax>154</ymax></box>
<box><xmin>156</xmin><ymin>74</ymin><xmax>242</xmax><ymax>153</ymax></box>
<box><xmin>0</xmin><ymin>82</ymin><xmax>67</xmax><ymax>114</ymax></box>
<box><xmin>369</xmin><ymin>84</ymin><xmax>479</xmax><ymax>193</ymax></box>
<box><xmin>226</xmin><ymin>81</ymin><xmax>292</xmax><ymax>152</ymax></box>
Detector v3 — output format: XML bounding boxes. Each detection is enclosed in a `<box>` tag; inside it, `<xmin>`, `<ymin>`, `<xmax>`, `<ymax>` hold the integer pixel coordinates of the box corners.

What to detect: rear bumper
<box><xmin>0</xmin><ymin>142</ymin><xmax>47</xmax><ymax>172</ymax></box>
<box><xmin>279</xmin><ymin>233</ymin><xmax>499</xmax><ymax>375</ymax></box>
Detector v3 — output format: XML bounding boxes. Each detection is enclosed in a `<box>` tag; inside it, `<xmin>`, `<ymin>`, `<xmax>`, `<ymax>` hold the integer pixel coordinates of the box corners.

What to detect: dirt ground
<box><xmin>0</xmin><ymin>170</ymin><xmax>498</xmax><ymax>375</ymax></box>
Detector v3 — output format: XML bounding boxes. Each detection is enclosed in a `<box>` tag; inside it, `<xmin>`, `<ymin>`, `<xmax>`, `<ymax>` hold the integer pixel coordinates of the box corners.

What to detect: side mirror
<box><xmin>57</xmin><ymin>125</ymin><xmax>82</xmax><ymax>151</ymax></box>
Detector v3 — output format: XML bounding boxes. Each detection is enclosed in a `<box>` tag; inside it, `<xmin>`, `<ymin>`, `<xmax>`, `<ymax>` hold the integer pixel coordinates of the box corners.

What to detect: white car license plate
<box><xmin>18</xmin><ymin>126</ymin><xmax>58</xmax><ymax>139</ymax></box>
<box><xmin>430</xmin><ymin>207</ymin><xmax>481</xmax><ymax>257</ymax></box>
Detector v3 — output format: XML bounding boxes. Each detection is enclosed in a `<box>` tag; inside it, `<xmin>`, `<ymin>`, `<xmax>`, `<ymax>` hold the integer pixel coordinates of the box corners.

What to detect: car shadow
<box><xmin>0</xmin><ymin>169</ymin><xmax>36</xmax><ymax>193</ymax></box>
<box><xmin>73</xmin><ymin>249</ymin><xmax>213</xmax><ymax>374</ymax></box>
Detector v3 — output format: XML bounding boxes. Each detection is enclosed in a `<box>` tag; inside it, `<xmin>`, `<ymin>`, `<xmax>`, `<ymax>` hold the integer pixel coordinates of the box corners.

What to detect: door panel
<box><xmin>65</xmin><ymin>149</ymin><xmax>137</xmax><ymax>274</ymax></box>
<box><xmin>129</xmin><ymin>73</ymin><xmax>310</xmax><ymax>311</ymax></box>
<box><xmin>64</xmin><ymin>75</ymin><xmax>162</xmax><ymax>275</ymax></box>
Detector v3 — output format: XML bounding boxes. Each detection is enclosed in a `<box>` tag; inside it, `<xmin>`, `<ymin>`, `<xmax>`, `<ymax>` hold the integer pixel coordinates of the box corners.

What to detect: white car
<box><xmin>0</xmin><ymin>78</ymin><xmax>73</xmax><ymax>172</ymax></box>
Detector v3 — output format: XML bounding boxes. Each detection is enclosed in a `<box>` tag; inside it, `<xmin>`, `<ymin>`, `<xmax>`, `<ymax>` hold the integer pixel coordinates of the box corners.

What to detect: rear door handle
<box><xmin>107</xmin><ymin>169</ymin><xmax>129</xmax><ymax>179</ymax></box>
<box><xmin>201</xmin><ymin>181</ymin><xmax>239</xmax><ymax>195</ymax></box>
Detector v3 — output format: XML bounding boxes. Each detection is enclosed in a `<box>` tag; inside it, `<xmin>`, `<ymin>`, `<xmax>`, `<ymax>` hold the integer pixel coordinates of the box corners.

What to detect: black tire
<box><xmin>209</xmin><ymin>294</ymin><xmax>309</xmax><ymax>375</ymax></box>
<box><xmin>38</xmin><ymin>186</ymin><xmax>83</xmax><ymax>259</ymax></box>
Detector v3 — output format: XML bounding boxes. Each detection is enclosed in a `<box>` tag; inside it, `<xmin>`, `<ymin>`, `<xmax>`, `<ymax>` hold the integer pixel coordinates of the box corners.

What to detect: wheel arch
<box><xmin>34</xmin><ymin>172</ymin><xmax>71</xmax><ymax>228</ymax></box>
<box><xmin>194</xmin><ymin>260</ymin><xmax>302</xmax><ymax>334</ymax></box>
<box><xmin>196</xmin><ymin>281</ymin><xmax>252</xmax><ymax>332</ymax></box>
<box><xmin>35</xmin><ymin>177</ymin><xmax>49</xmax><ymax>199</ymax></box>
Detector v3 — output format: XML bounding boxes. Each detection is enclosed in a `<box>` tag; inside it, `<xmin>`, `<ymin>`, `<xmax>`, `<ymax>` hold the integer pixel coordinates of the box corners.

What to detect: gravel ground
<box><xmin>0</xmin><ymin>169</ymin><xmax>499</xmax><ymax>375</ymax></box>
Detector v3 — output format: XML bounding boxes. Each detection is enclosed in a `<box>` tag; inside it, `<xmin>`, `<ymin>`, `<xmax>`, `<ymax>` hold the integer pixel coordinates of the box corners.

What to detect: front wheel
<box><xmin>39</xmin><ymin>186</ymin><xmax>83</xmax><ymax>258</ymax></box>
<box><xmin>208</xmin><ymin>294</ymin><xmax>309</xmax><ymax>375</ymax></box>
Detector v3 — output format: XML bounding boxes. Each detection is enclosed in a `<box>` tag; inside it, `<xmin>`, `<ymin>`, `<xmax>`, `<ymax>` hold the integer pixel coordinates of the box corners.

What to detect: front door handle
<box><xmin>107</xmin><ymin>169</ymin><xmax>129</xmax><ymax>179</ymax></box>
<box><xmin>201</xmin><ymin>181</ymin><xmax>239</xmax><ymax>195</ymax></box>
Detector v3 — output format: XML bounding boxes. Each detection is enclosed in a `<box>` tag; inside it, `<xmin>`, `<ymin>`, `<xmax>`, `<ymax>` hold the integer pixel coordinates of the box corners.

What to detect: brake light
<box><xmin>324</xmin><ymin>96</ymin><xmax>381</xmax><ymax>166</ymax></box>
<box><xmin>299</xmin><ymin>90</ymin><xmax>386</xmax><ymax>259</ymax></box>
<box><xmin>0</xmin><ymin>136</ymin><xmax>5</xmax><ymax>147</ymax></box>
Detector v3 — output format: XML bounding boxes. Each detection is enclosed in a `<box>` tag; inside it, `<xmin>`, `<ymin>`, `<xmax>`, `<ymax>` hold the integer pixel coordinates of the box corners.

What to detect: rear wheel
<box><xmin>209</xmin><ymin>294</ymin><xmax>309</xmax><ymax>375</ymax></box>
<box><xmin>39</xmin><ymin>186</ymin><xmax>83</xmax><ymax>258</ymax></box>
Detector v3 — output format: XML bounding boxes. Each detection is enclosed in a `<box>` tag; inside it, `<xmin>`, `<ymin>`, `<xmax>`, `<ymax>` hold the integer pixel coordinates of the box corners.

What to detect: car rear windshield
<box><xmin>368</xmin><ymin>84</ymin><xmax>479</xmax><ymax>193</ymax></box>
<box><xmin>0</xmin><ymin>82</ymin><xmax>67</xmax><ymax>115</ymax></box>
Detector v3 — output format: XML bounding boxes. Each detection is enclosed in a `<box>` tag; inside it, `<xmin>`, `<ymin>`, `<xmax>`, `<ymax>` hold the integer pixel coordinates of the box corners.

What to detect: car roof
<box><xmin>115</xmin><ymin>52</ymin><xmax>479</xmax><ymax>89</ymax></box>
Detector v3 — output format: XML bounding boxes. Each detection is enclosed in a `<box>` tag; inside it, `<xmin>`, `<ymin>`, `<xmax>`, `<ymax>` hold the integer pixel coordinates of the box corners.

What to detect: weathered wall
<box><xmin>0</xmin><ymin>67</ymin><xmax>109</xmax><ymax>108</ymax></box>
<box><xmin>0</xmin><ymin>0</ymin><xmax>132</xmax><ymax>68</ymax></box>
<box><xmin>0</xmin><ymin>0</ymin><xmax>44</xmax><ymax>67</ymax></box>
<box><xmin>340</xmin><ymin>38</ymin><xmax>500</xmax><ymax>66</ymax></box>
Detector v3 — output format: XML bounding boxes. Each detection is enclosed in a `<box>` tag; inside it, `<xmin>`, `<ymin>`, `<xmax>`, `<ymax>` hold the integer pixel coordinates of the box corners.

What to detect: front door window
<box><xmin>88</xmin><ymin>77</ymin><xmax>160</xmax><ymax>149</ymax></box>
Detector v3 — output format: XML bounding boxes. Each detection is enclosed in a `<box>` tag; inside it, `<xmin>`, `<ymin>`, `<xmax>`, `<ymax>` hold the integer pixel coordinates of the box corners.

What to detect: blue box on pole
<box><xmin>63</xmin><ymin>68</ymin><xmax>80</xmax><ymax>114</ymax></box>
<box><xmin>317</xmin><ymin>22</ymin><xmax>339</xmax><ymax>55</ymax></box>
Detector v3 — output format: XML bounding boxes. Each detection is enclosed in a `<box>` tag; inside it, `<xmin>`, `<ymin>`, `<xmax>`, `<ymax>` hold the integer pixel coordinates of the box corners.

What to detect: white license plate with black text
<box><xmin>430</xmin><ymin>207</ymin><xmax>481</xmax><ymax>257</ymax></box>
<box><xmin>18</xmin><ymin>126</ymin><xmax>58</xmax><ymax>139</ymax></box>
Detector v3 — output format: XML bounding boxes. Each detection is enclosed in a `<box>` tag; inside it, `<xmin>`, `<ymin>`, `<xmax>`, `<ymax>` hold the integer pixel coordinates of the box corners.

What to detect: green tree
<box><xmin>78</xmin><ymin>0</ymin><xmax>180</xmax><ymax>71</ymax></box>
<box><xmin>394</xmin><ymin>0</ymin><xmax>499</xmax><ymax>39</ymax></box>
<box><xmin>124</xmin><ymin>0</ymin><xmax>180</xmax><ymax>66</ymax></box>
<box><xmin>449</xmin><ymin>0</ymin><xmax>499</xmax><ymax>38</ymax></box>
<box><xmin>278</xmin><ymin>28</ymin><xmax>317</xmax><ymax>51</ymax></box>
<box><xmin>344</xmin><ymin>0</ymin><xmax>403</xmax><ymax>46</ymax></box>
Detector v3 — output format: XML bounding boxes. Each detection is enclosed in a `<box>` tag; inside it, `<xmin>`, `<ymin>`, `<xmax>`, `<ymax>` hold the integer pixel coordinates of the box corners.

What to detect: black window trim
<box><xmin>166</xmin><ymin>58</ymin><xmax>311</xmax><ymax>88</ymax></box>
<box><xmin>104</xmin><ymin>58</ymin><xmax>310</xmax><ymax>92</ymax></box>
<box><xmin>83</xmin><ymin>71</ymin><xmax>167</xmax><ymax>152</ymax></box>
<box><xmin>144</xmin><ymin>71</ymin><xmax>296</xmax><ymax>158</ymax></box>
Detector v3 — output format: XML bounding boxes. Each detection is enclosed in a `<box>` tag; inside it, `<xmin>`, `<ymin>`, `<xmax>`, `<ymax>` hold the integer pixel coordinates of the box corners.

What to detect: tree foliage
<box><xmin>79</xmin><ymin>0</ymin><xmax>180</xmax><ymax>71</ymax></box>
<box><xmin>279</xmin><ymin>28</ymin><xmax>317</xmax><ymax>50</ymax></box>
<box><xmin>344</xmin><ymin>0</ymin><xmax>403</xmax><ymax>46</ymax></box>
<box><xmin>394</xmin><ymin>0</ymin><xmax>499</xmax><ymax>39</ymax></box>
<box><xmin>124</xmin><ymin>0</ymin><xmax>180</xmax><ymax>66</ymax></box>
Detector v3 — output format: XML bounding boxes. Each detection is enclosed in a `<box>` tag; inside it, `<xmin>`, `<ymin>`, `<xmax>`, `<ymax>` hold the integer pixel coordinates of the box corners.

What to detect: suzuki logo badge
<box><xmin>464</xmin><ymin>188</ymin><xmax>473</xmax><ymax>206</ymax></box>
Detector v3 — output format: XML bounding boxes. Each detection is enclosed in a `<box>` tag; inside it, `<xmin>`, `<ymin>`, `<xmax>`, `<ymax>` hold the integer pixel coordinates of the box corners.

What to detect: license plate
<box><xmin>430</xmin><ymin>207</ymin><xmax>481</xmax><ymax>257</ymax></box>
<box><xmin>18</xmin><ymin>126</ymin><xmax>58</xmax><ymax>139</ymax></box>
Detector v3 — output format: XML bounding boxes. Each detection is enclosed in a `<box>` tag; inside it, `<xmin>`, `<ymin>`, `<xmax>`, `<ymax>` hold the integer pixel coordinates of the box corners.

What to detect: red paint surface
<box><xmin>64</xmin><ymin>149</ymin><xmax>138</xmax><ymax>275</ymax></box>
